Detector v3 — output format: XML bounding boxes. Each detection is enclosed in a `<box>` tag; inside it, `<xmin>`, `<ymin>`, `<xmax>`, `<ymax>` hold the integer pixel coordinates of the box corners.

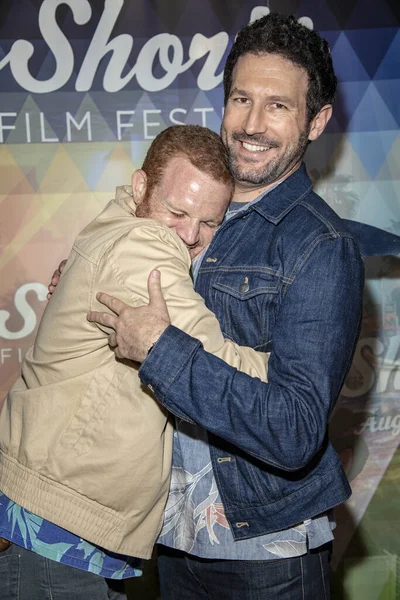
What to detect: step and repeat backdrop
<box><xmin>0</xmin><ymin>1</ymin><xmax>399</xmax><ymax>597</ymax></box>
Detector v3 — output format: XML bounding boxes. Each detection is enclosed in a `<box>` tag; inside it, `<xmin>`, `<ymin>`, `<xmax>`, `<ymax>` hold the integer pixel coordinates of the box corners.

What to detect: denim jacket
<box><xmin>140</xmin><ymin>163</ymin><xmax>365</xmax><ymax>540</ymax></box>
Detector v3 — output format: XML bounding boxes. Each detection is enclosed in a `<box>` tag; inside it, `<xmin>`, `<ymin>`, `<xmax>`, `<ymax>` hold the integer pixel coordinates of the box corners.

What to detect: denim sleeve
<box><xmin>139</xmin><ymin>235</ymin><xmax>364</xmax><ymax>471</ymax></box>
<box><xmin>342</xmin><ymin>220</ymin><xmax>400</xmax><ymax>257</ymax></box>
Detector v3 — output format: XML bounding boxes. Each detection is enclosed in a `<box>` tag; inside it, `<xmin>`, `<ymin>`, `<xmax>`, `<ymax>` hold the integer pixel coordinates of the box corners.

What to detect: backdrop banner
<box><xmin>0</xmin><ymin>2</ymin><xmax>399</xmax><ymax>598</ymax></box>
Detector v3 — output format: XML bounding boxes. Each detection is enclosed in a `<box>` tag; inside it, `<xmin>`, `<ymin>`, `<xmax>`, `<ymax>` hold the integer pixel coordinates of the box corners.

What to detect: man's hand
<box><xmin>47</xmin><ymin>259</ymin><xmax>67</xmax><ymax>299</ymax></box>
<box><xmin>87</xmin><ymin>270</ymin><xmax>171</xmax><ymax>362</ymax></box>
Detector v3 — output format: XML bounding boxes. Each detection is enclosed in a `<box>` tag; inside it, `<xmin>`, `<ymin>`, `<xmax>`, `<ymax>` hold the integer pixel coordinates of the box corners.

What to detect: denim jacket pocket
<box><xmin>212</xmin><ymin>446</ymin><xmax>282</xmax><ymax>507</ymax></box>
<box><xmin>211</xmin><ymin>270</ymin><xmax>280</xmax><ymax>350</ymax></box>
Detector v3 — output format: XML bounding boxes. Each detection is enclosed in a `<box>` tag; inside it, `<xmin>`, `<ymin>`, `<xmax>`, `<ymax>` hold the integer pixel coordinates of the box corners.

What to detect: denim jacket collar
<box><xmin>252</xmin><ymin>163</ymin><xmax>313</xmax><ymax>225</ymax></box>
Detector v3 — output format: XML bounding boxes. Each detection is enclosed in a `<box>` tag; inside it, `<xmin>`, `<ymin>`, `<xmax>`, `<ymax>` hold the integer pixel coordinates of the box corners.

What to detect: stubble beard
<box><xmin>226</xmin><ymin>129</ymin><xmax>310</xmax><ymax>187</ymax></box>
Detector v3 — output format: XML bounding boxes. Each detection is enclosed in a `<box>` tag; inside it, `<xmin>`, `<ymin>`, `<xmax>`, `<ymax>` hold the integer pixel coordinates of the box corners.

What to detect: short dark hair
<box><xmin>142</xmin><ymin>125</ymin><xmax>234</xmax><ymax>198</ymax></box>
<box><xmin>223</xmin><ymin>13</ymin><xmax>337</xmax><ymax>123</ymax></box>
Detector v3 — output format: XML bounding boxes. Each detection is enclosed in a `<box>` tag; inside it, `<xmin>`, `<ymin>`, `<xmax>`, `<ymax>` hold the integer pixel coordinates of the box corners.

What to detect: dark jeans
<box><xmin>157</xmin><ymin>543</ymin><xmax>332</xmax><ymax>600</ymax></box>
<box><xmin>0</xmin><ymin>543</ymin><xmax>127</xmax><ymax>600</ymax></box>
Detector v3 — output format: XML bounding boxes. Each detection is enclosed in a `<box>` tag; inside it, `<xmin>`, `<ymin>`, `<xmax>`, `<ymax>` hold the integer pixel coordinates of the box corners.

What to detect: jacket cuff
<box><xmin>139</xmin><ymin>325</ymin><xmax>201</xmax><ymax>419</ymax></box>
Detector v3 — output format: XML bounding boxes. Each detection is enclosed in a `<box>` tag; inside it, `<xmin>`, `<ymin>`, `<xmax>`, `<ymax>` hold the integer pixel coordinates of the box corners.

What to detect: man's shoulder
<box><xmin>74</xmin><ymin>202</ymin><xmax>187</xmax><ymax>263</ymax></box>
<box><xmin>272</xmin><ymin>188</ymin><xmax>363</xmax><ymax>270</ymax></box>
<box><xmin>265</xmin><ymin>184</ymin><xmax>359</xmax><ymax>256</ymax></box>
<box><xmin>254</xmin><ymin>164</ymin><xmax>356</xmax><ymax>242</ymax></box>
<box><xmin>297</xmin><ymin>188</ymin><xmax>353</xmax><ymax>238</ymax></box>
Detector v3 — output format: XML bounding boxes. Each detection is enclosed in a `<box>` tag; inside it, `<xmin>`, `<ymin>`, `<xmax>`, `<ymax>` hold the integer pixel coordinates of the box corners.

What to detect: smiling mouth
<box><xmin>241</xmin><ymin>141</ymin><xmax>272</xmax><ymax>153</ymax></box>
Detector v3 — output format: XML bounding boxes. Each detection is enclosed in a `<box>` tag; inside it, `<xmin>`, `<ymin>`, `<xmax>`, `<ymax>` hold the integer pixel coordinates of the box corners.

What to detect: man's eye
<box><xmin>202</xmin><ymin>222</ymin><xmax>218</xmax><ymax>229</ymax></box>
<box><xmin>272</xmin><ymin>103</ymin><xmax>286</xmax><ymax>109</ymax></box>
<box><xmin>171</xmin><ymin>212</ymin><xmax>185</xmax><ymax>218</ymax></box>
<box><xmin>233</xmin><ymin>97</ymin><xmax>249</xmax><ymax>104</ymax></box>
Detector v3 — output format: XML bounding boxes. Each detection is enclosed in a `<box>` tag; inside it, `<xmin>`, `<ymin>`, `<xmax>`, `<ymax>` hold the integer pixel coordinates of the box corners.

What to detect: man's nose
<box><xmin>179</xmin><ymin>222</ymin><xmax>200</xmax><ymax>247</ymax></box>
<box><xmin>243</xmin><ymin>104</ymin><xmax>267</xmax><ymax>136</ymax></box>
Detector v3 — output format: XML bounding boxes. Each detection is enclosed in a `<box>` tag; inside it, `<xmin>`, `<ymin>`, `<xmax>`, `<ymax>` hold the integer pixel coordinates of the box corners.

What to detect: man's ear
<box><xmin>131</xmin><ymin>169</ymin><xmax>147</xmax><ymax>204</ymax></box>
<box><xmin>308</xmin><ymin>104</ymin><xmax>333</xmax><ymax>142</ymax></box>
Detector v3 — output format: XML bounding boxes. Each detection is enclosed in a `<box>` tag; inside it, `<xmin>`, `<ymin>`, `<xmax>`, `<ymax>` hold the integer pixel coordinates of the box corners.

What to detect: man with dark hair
<box><xmin>223</xmin><ymin>13</ymin><xmax>337</xmax><ymax>123</ymax></box>
<box><xmin>87</xmin><ymin>14</ymin><xmax>365</xmax><ymax>598</ymax></box>
<box><xmin>0</xmin><ymin>125</ymin><xmax>270</xmax><ymax>600</ymax></box>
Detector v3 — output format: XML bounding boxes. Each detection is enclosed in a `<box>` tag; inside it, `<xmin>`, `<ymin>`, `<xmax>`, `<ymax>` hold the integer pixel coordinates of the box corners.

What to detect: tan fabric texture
<box><xmin>0</xmin><ymin>186</ymin><xmax>268</xmax><ymax>558</ymax></box>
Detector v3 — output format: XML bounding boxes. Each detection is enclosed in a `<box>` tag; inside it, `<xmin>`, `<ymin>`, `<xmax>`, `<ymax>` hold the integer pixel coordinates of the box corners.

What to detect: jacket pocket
<box><xmin>213</xmin><ymin>448</ymin><xmax>282</xmax><ymax>507</ymax></box>
<box><xmin>51</xmin><ymin>362</ymin><xmax>127</xmax><ymax>456</ymax></box>
<box><xmin>211</xmin><ymin>270</ymin><xmax>280</xmax><ymax>350</ymax></box>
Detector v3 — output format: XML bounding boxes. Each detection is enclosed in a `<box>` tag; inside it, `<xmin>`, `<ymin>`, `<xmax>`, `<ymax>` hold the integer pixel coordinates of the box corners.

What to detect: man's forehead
<box><xmin>160</xmin><ymin>155</ymin><xmax>199</xmax><ymax>186</ymax></box>
<box><xmin>164</xmin><ymin>190</ymin><xmax>229</xmax><ymax>217</ymax></box>
<box><xmin>233</xmin><ymin>52</ymin><xmax>309</xmax><ymax>86</ymax></box>
<box><xmin>161</xmin><ymin>157</ymin><xmax>225</xmax><ymax>192</ymax></box>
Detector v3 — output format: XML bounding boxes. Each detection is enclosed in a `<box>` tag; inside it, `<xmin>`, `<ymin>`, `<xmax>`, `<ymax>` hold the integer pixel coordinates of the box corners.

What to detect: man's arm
<box><xmin>92</xmin><ymin>235</ymin><xmax>363</xmax><ymax>471</ymax></box>
<box><xmin>91</xmin><ymin>271</ymin><xmax>170</xmax><ymax>362</ymax></box>
<box><xmin>91</xmin><ymin>223</ymin><xmax>269</xmax><ymax>382</ymax></box>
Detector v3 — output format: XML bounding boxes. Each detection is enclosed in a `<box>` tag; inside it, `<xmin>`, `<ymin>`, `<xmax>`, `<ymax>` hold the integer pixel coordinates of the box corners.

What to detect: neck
<box><xmin>231</xmin><ymin>161</ymin><xmax>302</xmax><ymax>203</ymax></box>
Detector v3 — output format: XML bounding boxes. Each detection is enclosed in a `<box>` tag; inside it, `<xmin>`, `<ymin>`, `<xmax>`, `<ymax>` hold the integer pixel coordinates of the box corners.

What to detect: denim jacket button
<box><xmin>239</xmin><ymin>277</ymin><xmax>249</xmax><ymax>293</ymax></box>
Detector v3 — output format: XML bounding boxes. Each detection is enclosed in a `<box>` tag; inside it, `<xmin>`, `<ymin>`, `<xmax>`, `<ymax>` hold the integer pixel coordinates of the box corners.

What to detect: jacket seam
<box><xmin>254</xmin><ymin>183</ymin><xmax>313</xmax><ymax>222</ymax></box>
<box><xmin>222</xmin><ymin>467</ymin><xmax>348</xmax><ymax>513</ymax></box>
<box><xmin>157</xmin><ymin>342</ymin><xmax>203</xmax><ymax>424</ymax></box>
<box><xmin>88</xmin><ymin>253</ymin><xmax>98</xmax><ymax>313</ymax></box>
<box><xmin>72</xmin><ymin>244</ymin><xmax>99</xmax><ymax>265</ymax></box>
<box><xmin>1</xmin><ymin>453</ymin><xmax>124</xmax><ymax>519</ymax></box>
<box><xmin>284</xmin><ymin>233</ymin><xmax>344</xmax><ymax>293</ymax></box>
<box><xmin>105</xmin><ymin>227</ymin><xmax>188</xmax><ymax>305</ymax></box>
<box><xmin>299</xmin><ymin>201</ymin><xmax>341</xmax><ymax>236</ymax></box>
<box><xmin>200</xmin><ymin>265</ymin><xmax>293</xmax><ymax>285</ymax></box>
<box><xmin>107</xmin><ymin>253</ymin><xmax>142</xmax><ymax>305</ymax></box>
<box><xmin>225</xmin><ymin>486</ymin><xmax>352</xmax><ymax>541</ymax></box>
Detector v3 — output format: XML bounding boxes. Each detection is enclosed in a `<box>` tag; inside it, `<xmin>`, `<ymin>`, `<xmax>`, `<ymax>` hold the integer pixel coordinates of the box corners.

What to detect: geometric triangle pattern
<box><xmin>334</xmin><ymin>80</ymin><xmax>370</xmax><ymax>130</ymax></box>
<box><xmin>331</xmin><ymin>32</ymin><xmax>371</xmax><ymax>82</ymax></box>
<box><xmin>348</xmin><ymin>130</ymin><xmax>398</xmax><ymax>178</ymax></box>
<box><xmin>345</xmin><ymin>28</ymin><xmax>398</xmax><ymax>78</ymax></box>
<box><xmin>374</xmin><ymin>79</ymin><xmax>400</xmax><ymax>127</ymax></box>
<box><xmin>374</xmin><ymin>29</ymin><xmax>400</xmax><ymax>80</ymax></box>
<box><xmin>348</xmin><ymin>83</ymin><xmax>398</xmax><ymax>132</ymax></box>
<box><xmin>346</xmin><ymin>0</ymin><xmax>398</xmax><ymax>29</ymax></box>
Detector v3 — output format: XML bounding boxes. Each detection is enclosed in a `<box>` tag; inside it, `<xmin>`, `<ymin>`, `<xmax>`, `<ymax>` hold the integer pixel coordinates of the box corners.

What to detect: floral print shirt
<box><xmin>0</xmin><ymin>492</ymin><xmax>141</xmax><ymax>579</ymax></box>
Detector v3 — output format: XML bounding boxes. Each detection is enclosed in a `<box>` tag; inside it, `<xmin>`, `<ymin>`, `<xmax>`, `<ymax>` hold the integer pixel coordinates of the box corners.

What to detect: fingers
<box><xmin>95</xmin><ymin>292</ymin><xmax>126</xmax><ymax>315</ymax></box>
<box><xmin>51</xmin><ymin>259</ymin><xmax>67</xmax><ymax>286</ymax></box>
<box><xmin>47</xmin><ymin>269</ymin><xmax>61</xmax><ymax>299</ymax></box>
<box><xmin>108</xmin><ymin>333</ymin><xmax>117</xmax><ymax>347</ymax></box>
<box><xmin>147</xmin><ymin>270</ymin><xmax>166</xmax><ymax>307</ymax></box>
<box><xmin>51</xmin><ymin>270</ymin><xmax>61</xmax><ymax>285</ymax></box>
<box><xmin>87</xmin><ymin>310</ymin><xmax>118</xmax><ymax>329</ymax></box>
<box><xmin>47</xmin><ymin>258</ymin><xmax>67</xmax><ymax>300</ymax></box>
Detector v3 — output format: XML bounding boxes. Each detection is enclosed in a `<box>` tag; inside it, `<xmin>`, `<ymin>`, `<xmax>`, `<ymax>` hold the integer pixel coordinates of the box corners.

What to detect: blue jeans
<box><xmin>157</xmin><ymin>543</ymin><xmax>332</xmax><ymax>599</ymax></box>
<box><xmin>0</xmin><ymin>543</ymin><xmax>127</xmax><ymax>600</ymax></box>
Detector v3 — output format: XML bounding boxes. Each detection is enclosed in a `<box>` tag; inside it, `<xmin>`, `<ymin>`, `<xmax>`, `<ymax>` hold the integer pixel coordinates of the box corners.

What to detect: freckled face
<box><xmin>221</xmin><ymin>53</ymin><xmax>311</xmax><ymax>189</ymax></box>
<box><xmin>140</xmin><ymin>156</ymin><xmax>232</xmax><ymax>259</ymax></box>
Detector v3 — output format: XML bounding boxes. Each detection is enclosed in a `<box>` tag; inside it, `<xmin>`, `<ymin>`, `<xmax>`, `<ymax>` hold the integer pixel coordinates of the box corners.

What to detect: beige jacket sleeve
<box><xmin>94</xmin><ymin>222</ymin><xmax>268</xmax><ymax>381</ymax></box>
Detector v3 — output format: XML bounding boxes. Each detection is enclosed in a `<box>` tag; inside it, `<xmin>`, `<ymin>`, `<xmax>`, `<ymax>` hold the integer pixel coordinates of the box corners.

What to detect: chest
<box><xmin>195</xmin><ymin>214</ymin><xmax>292</xmax><ymax>351</ymax></box>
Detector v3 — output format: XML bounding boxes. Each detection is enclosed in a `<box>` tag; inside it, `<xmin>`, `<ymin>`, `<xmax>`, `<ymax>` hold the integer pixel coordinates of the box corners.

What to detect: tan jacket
<box><xmin>0</xmin><ymin>187</ymin><xmax>268</xmax><ymax>558</ymax></box>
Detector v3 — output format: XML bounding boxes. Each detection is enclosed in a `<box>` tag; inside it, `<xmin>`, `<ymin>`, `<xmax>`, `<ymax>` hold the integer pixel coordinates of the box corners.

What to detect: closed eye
<box><xmin>203</xmin><ymin>222</ymin><xmax>218</xmax><ymax>229</ymax></box>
